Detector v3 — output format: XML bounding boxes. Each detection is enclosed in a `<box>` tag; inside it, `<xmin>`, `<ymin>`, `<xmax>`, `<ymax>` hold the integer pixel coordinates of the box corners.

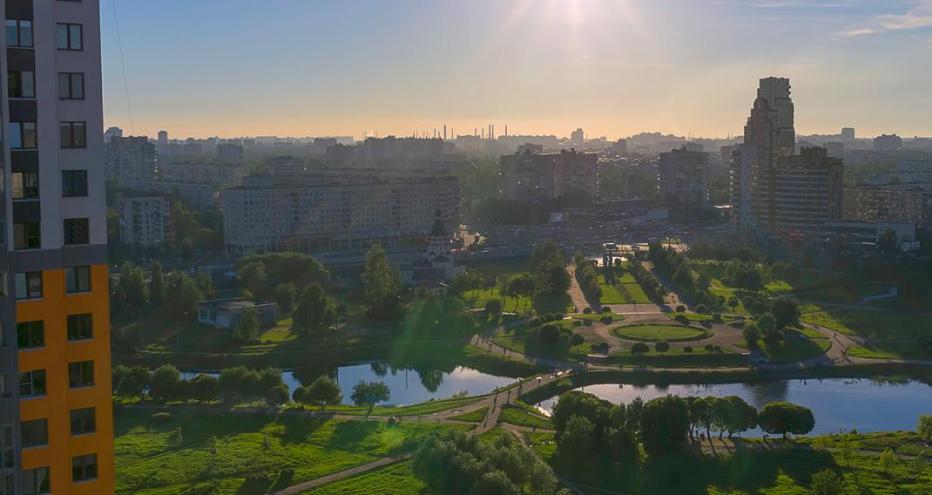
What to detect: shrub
<box><xmin>810</xmin><ymin>470</ymin><xmax>843</xmax><ymax>495</ymax></box>
<box><xmin>675</xmin><ymin>315</ymin><xmax>689</xmax><ymax>325</ymax></box>
<box><xmin>602</xmin><ymin>307</ymin><xmax>612</xmax><ymax>314</ymax></box>
<box><xmin>583</xmin><ymin>319</ymin><xmax>593</xmax><ymax>326</ymax></box>
<box><xmin>539</xmin><ymin>324</ymin><xmax>561</xmax><ymax>343</ymax></box>
<box><xmin>572</xmin><ymin>320</ymin><xmax>583</xmax><ymax>327</ymax></box>
<box><xmin>683</xmin><ymin>346</ymin><xmax>693</xmax><ymax>353</ymax></box>
<box><xmin>695</xmin><ymin>304</ymin><xmax>708</xmax><ymax>314</ymax></box>
<box><xmin>600</xmin><ymin>315</ymin><xmax>613</xmax><ymax>323</ymax></box>
<box><xmin>712</xmin><ymin>313</ymin><xmax>722</xmax><ymax>322</ymax></box>
<box><xmin>675</xmin><ymin>305</ymin><xmax>686</xmax><ymax>313</ymax></box>
<box><xmin>583</xmin><ymin>307</ymin><xmax>592</xmax><ymax>314</ymax></box>
<box><xmin>631</xmin><ymin>342</ymin><xmax>650</xmax><ymax>356</ymax></box>
<box><xmin>704</xmin><ymin>344</ymin><xmax>715</xmax><ymax>352</ymax></box>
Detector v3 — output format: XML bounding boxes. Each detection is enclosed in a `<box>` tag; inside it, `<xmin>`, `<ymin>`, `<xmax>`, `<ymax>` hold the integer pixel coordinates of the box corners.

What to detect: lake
<box><xmin>185</xmin><ymin>363</ymin><xmax>517</xmax><ymax>406</ymax></box>
<box><xmin>534</xmin><ymin>378</ymin><xmax>932</xmax><ymax>435</ymax></box>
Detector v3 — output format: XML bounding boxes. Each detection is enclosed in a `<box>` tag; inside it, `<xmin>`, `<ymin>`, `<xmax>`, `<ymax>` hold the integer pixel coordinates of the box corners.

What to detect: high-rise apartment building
<box><xmin>772</xmin><ymin>147</ymin><xmax>844</xmax><ymax>233</ymax></box>
<box><xmin>873</xmin><ymin>134</ymin><xmax>902</xmax><ymax>152</ymax></box>
<box><xmin>0</xmin><ymin>1</ymin><xmax>113</xmax><ymax>493</ymax></box>
<box><xmin>104</xmin><ymin>135</ymin><xmax>157</xmax><ymax>185</ymax></box>
<box><xmin>731</xmin><ymin>77</ymin><xmax>795</xmax><ymax>229</ymax></box>
<box><xmin>500</xmin><ymin>150</ymin><xmax>598</xmax><ymax>202</ymax></box>
<box><xmin>658</xmin><ymin>147</ymin><xmax>710</xmax><ymax>223</ymax></box>
<box><xmin>118</xmin><ymin>195</ymin><xmax>173</xmax><ymax>247</ymax></box>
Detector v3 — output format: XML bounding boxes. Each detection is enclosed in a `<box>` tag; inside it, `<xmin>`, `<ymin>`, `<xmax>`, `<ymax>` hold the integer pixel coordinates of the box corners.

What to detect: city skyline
<box><xmin>100</xmin><ymin>0</ymin><xmax>932</xmax><ymax>139</ymax></box>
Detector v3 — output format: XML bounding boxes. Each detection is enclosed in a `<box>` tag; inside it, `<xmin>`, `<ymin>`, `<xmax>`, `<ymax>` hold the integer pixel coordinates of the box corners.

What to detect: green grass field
<box><xmin>613</xmin><ymin>324</ymin><xmax>709</xmax><ymax>342</ymax></box>
<box><xmin>598</xmin><ymin>275</ymin><xmax>652</xmax><ymax>305</ymax></box>
<box><xmin>747</xmin><ymin>329</ymin><xmax>831</xmax><ymax>363</ymax></box>
<box><xmin>499</xmin><ymin>405</ymin><xmax>552</xmax><ymax>429</ymax></box>
<box><xmin>449</xmin><ymin>407</ymin><xmax>489</xmax><ymax>422</ymax></box>
<box><xmin>114</xmin><ymin>408</ymin><xmax>464</xmax><ymax>495</ymax></box>
<box><xmin>298</xmin><ymin>460</ymin><xmax>424</xmax><ymax>495</ymax></box>
<box><xmin>462</xmin><ymin>287</ymin><xmax>533</xmax><ymax>313</ymax></box>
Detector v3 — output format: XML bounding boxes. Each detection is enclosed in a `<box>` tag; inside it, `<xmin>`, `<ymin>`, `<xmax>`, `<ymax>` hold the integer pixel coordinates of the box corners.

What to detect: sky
<box><xmin>100</xmin><ymin>0</ymin><xmax>932</xmax><ymax>140</ymax></box>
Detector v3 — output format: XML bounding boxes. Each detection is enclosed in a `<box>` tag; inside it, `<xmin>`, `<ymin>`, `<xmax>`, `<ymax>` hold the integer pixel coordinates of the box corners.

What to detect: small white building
<box><xmin>197</xmin><ymin>298</ymin><xmax>278</xmax><ymax>330</ymax></box>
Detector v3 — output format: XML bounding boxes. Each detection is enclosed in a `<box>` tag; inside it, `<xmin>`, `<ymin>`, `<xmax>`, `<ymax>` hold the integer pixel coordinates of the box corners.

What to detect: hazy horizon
<box><xmin>101</xmin><ymin>0</ymin><xmax>932</xmax><ymax>140</ymax></box>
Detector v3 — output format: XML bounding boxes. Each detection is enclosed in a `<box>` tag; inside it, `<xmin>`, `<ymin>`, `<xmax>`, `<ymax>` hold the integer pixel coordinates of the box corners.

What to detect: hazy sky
<box><xmin>101</xmin><ymin>0</ymin><xmax>932</xmax><ymax>140</ymax></box>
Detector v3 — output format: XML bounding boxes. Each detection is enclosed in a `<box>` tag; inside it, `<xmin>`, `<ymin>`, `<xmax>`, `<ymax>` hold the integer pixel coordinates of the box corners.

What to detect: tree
<box><xmin>294</xmin><ymin>376</ymin><xmax>342</xmax><ymax>411</ymax></box>
<box><xmin>239</xmin><ymin>261</ymin><xmax>268</xmax><ymax>299</ymax></box>
<box><xmin>116</xmin><ymin>262</ymin><xmax>148</xmax><ymax>312</ymax></box>
<box><xmin>232</xmin><ymin>309</ymin><xmax>260</xmax><ymax>342</ymax></box>
<box><xmin>757</xmin><ymin>313</ymin><xmax>777</xmax><ymax>334</ymax></box>
<box><xmin>688</xmin><ymin>397</ymin><xmax>711</xmax><ymax>439</ymax></box>
<box><xmin>351</xmin><ymin>381</ymin><xmax>390</xmax><ymax>415</ymax></box>
<box><xmin>557</xmin><ymin>416</ymin><xmax>594</xmax><ymax>468</ymax></box>
<box><xmin>742</xmin><ymin>322</ymin><xmax>761</xmax><ymax>348</ymax></box>
<box><xmin>484</xmin><ymin>298</ymin><xmax>503</xmax><ymax>321</ymax></box>
<box><xmin>640</xmin><ymin>395</ymin><xmax>690</xmax><ymax>455</ymax></box>
<box><xmin>655</xmin><ymin>341</ymin><xmax>670</xmax><ymax>356</ymax></box>
<box><xmin>164</xmin><ymin>272</ymin><xmax>203</xmax><ymax>321</ymax></box>
<box><xmin>769</xmin><ymin>298</ymin><xmax>799</xmax><ymax>329</ymax></box>
<box><xmin>119</xmin><ymin>366</ymin><xmax>151</xmax><ymax>400</ymax></box>
<box><xmin>361</xmin><ymin>245</ymin><xmax>401</xmax><ymax>319</ymax></box>
<box><xmin>810</xmin><ymin>469</ymin><xmax>843</xmax><ymax>495</ymax></box>
<box><xmin>265</xmin><ymin>384</ymin><xmax>290</xmax><ymax>407</ymax></box>
<box><xmin>189</xmin><ymin>373</ymin><xmax>219</xmax><ymax>403</ymax></box>
<box><xmin>293</xmin><ymin>283</ymin><xmax>338</xmax><ymax>337</ymax></box>
<box><xmin>878</xmin><ymin>229</ymin><xmax>898</xmax><ymax>254</ymax></box>
<box><xmin>274</xmin><ymin>283</ymin><xmax>297</xmax><ymax>315</ymax></box>
<box><xmin>149</xmin><ymin>365</ymin><xmax>182</xmax><ymax>401</ymax></box>
<box><xmin>758</xmin><ymin>402</ymin><xmax>814</xmax><ymax>438</ymax></box>
<box><xmin>631</xmin><ymin>342</ymin><xmax>650</xmax><ymax>356</ymax></box>
<box><xmin>570</xmin><ymin>333</ymin><xmax>585</xmax><ymax>351</ymax></box>
<box><xmin>919</xmin><ymin>414</ymin><xmax>932</xmax><ymax>442</ymax></box>
<box><xmin>149</xmin><ymin>262</ymin><xmax>165</xmax><ymax>303</ymax></box>
<box><xmin>538</xmin><ymin>324</ymin><xmax>560</xmax><ymax>343</ymax></box>
<box><xmin>878</xmin><ymin>448</ymin><xmax>896</xmax><ymax>474</ymax></box>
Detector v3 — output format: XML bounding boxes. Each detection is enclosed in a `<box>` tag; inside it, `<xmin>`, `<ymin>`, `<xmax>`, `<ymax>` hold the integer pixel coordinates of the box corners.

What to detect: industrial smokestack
<box><xmin>443</xmin><ymin>125</ymin><xmax>447</xmax><ymax>140</ymax></box>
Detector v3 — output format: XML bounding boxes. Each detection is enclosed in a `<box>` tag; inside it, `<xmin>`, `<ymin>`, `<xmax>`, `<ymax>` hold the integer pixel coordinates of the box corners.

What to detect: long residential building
<box><xmin>1</xmin><ymin>1</ymin><xmax>114</xmax><ymax>493</ymax></box>
<box><xmin>843</xmin><ymin>183</ymin><xmax>932</xmax><ymax>229</ymax></box>
<box><xmin>499</xmin><ymin>149</ymin><xmax>598</xmax><ymax>202</ymax></box>
<box><xmin>222</xmin><ymin>169</ymin><xmax>460</xmax><ymax>256</ymax></box>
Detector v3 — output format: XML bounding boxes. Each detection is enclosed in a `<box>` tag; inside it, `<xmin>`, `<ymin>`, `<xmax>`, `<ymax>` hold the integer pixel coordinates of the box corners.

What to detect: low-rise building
<box><xmin>118</xmin><ymin>195</ymin><xmax>173</xmax><ymax>246</ymax></box>
<box><xmin>197</xmin><ymin>298</ymin><xmax>278</xmax><ymax>330</ymax></box>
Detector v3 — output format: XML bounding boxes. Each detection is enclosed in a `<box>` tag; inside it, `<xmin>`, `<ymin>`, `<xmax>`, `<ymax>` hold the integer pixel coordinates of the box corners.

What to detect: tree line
<box><xmin>112</xmin><ymin>365</ymin><xmax>290</xmax><ymax>406</ymax></box>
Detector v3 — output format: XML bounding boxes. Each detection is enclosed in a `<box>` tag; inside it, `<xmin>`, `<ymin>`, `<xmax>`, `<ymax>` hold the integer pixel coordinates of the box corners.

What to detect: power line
<box><xmin>111</xmin><ymin>0</ymin><xmax>135</xmax><ymax>134</ymax></box>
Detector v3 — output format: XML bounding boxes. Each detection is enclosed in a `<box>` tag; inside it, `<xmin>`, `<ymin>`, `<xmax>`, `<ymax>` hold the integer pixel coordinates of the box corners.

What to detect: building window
<box><xmin>9</xmin><ymin>122</ymin><xmax>37</xmax><ymax>149</ymax></box>
<box><xmin>1</xmin><ymin>374</ymin><xmax>13</xmax><ymax>398</ymax></box>
<box><xmin>65</xmin><ymin>266</ymin><xmax>91</xmax><ymax>294</ymax></box>
<box><xmin>72</xmin><ymin>454</ymin><xmax>97</xmax><ymax>482</ymax></box>
<box><xmin>62</xmin><ymin>170</ymin><xmax>88</xmax><ymax>197</ymax></box>
<box><xmin>56</xmin><ymin>23</ymin><xmax>82</xmax><ymax>50</ymax></box>
<box><xmin>11</xmin><ymin>172</ymin><xmax>39</xmax><ymax>200</ymax></box>
<box><xmin>22</xmin><ymin>467</ymin><xmax>50</xmax><ymax>495</ymax></box>
<box><xmin>58</xmin><ymin>72</ymin><xmax>85</xmax><ymax>99</ymax></box>
<box><xmin>64</xmin><ymin>218</ymin><xmax>90</xmax><ymax>245</ymax></box>
<box><xmin>14</xmin><ymin>272</ymin><xmax>42</xmax><ymax>300</ymax></box>
<box><xmin>67</xmin><ymin>313</ymin><xmax>93</xmax><ymax>341</ymax></box>
<box><xmin>8</xmin><ymin>71</ymin><xmax>35</xmax><ymax>98</ymax></box>
<box><xmin>5</xmin><ymin>20</ymin><xmax>33</xmax><ymax>48</ymax></box>
<box><xmin>69</xmin><ymin>361</ymin><xmax>94</xmax><ymax>388</ymax></box>
<box><xmin>60</xmin><ymin>121</ymin><xmax>86</xmax><ymax>148</ymax></box>
<box><xmin>18</xmin><ymin>370</ymin><xmax>46</xmax><ymax>397</ymax></box>
<box><xmin>16</xmin><ymin>321</ymin><xmax>44</xmax><ymax>350</ymax></box>
<box><xmin>70</xmin><ymin>408</ymin><xmax>95</xmax><ymax>436</ymax></box>
<box><xmin>13</xmin><ymin>223</ymin><xmax>40</xmax><ymax>250</ymax></box>
<box><xmin>20</xmin><ymin>419</ymin><xmax>47</xmax><ymax>448</ymax></box>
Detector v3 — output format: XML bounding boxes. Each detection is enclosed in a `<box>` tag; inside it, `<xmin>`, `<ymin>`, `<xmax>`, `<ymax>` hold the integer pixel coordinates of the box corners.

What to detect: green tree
<box><xmin>878</xmin><ymin>448</ymin><xmax>896</xmax><ymax>474</ymax></box>
<box><xmin>742</xmin><ymin>322</ymin><xmax>761</xmax><ymax>348</ymax></box>
<box><xmin>149</xmin><ymin>365</ymin><xmax>182</xmax><ymax>401</ymax></box>
<box><xmin>274</xmin><ymin>282</ymin><xmax>297</xmax><ymax>315</ymax></box>
<box><xmin>361</xmin><ymin>245</ymin><xmax>402</xmax><ymax>319</ymax></box>
<box><xmin>769</xmin><ymin>298</ymin><xmax>799</xmax><ymax>329</ymax></box>
<box><xmin>570</xmin><ymin>333</ymin><xmax>585</xmax><ymax>351</ymax></box>
<box><xmin>484</xmin><ymin>298</ymin><xmax>503</xmax><ymax>321</ymax></box>
<box><xmin>557</xmin><ymin>416</ymin><xmax>594</xmax><ymax>468</ymax></box>
<box><xmin>294</xmin><ymin>376</ymin><xmax>343</xmax><ymax>412</ymax></box>
<box><xmin>350</xmin><ymin>381</ymin><xmax>390</xmax><ymax>415</ymax></box>
<box><xmin>640</xmin><ymin>395</ymin><xmax>690</xmax><ymax>455</ymax></box>
<box><xmin>655</xmin><ymin>341</ymin><xmax>670</xmax><ymax>356</ymax></box>
<box><xmin>149</xmin><ymin>262</ymin><xmax>165</xmax><ymax>303</ymax></box>
<box><xmin>117</xmin><ymin>262</ymin><xmax>148</xmax><ymax>312</ymax></box>
<box><xmin>232</xmin><ymin>309</ymin><xmax>260</xmax><ymax>342</ymax></box>
<box><xmin>919</xmin><ymin>414</ymin><xmax>932</xmax><ymax>442</ymax></box>
<box><xmin>631</xmin><ymin>342</ymin><xmax>650</xmax><ymax>356</ymax></box>
<box><xmin>293</xmin><ymin>283</ymin><xmax>338</xmax><ymax>337</ymax></box>
<box><xmin>189</xmin><ymin>373</ymin><xmax>219</xmax><ymax>403</ymax></box>
<box><xmin>164</xmin><ymin>272</ymin><xmax>203</xmax><ymax>321</ymax></box>
<box><xmin>758</xmin><ymin>402</ymin><xmax>815</xmax><ymax>439</ymax></box>
<box><xmin>239</xmin><ymin>261</ymin><xmax>268</xmax><ymax>299</ymax></box>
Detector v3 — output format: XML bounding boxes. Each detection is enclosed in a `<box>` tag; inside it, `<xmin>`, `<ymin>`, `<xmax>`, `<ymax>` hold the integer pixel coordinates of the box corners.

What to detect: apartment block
<box><xmin>222</xmin><ymin>169</ymin><xmax>460</xmax><ymax>257</ymax></box>
<box><xmin>843</xmin><ymin>183</ymin><xmax>932</xmax><ymax>229</ymax></box>
<box><xmin>1</xmin><ymin>1</ymin><xmax>114</xmax><ymax>494</ymax></box>
<box><xmin>117</xmin><ymin>195</ymin><xmax>172</xmax><ymax>247</ymax></box>
<box><xmin>499</xmin><ymin>149</ymin><xmax>598</xmax><ymax>202</ymax></box>
<box><xmin>104</xmin><ymin>135</ymin><xmax>156</xmax><ymax>185</ymax></box>
<box><xmin>658</xmin><ymin>147</ymin><xmax>710</xmax><ymax>222</ymax></box>
<box><xmin>772</xmin><ymin>147</ymin><xmax>844</xmax><ymax>233</ymax></box>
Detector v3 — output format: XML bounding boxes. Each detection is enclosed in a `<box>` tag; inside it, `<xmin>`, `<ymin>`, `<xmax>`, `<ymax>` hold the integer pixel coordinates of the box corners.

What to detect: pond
<box><xmin>534</xmin><ymin>378</ymin><xmax>932</xmax><ymax>435</ymax></box>
<box><xmin>184</xmin><ymin>364</ymin><xmax>516</xmax><ymax>406</ymax></box>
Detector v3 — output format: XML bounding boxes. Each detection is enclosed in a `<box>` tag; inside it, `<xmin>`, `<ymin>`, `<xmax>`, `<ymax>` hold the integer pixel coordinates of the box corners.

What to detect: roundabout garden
<box><xmin>612</xmin><ymin>323</ymin><xmax>709</xmax><ymax>342</ymax></box>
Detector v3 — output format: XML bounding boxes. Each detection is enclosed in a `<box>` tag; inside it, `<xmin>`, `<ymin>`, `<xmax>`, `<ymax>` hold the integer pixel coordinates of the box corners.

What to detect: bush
<box><xmin>583</xmin><ymin>319</ymin><xmax>593</xmax><ymax>326</ymax></box>
<box><xmin>602</xmin><ymin>307</ymin><xmax>612</xmax><ymax>314</ymax></box>
<box><xmin>675</xmin><ymin>315</ymin><xmax>689</xmax><ymax>325</ymax></box>
<box><xmin>683</xmin><ymin>346</ymin><xmax>693</xmax><ymax>353</ymax></box>
<box><xmin>600</xmin><ymin>315</ymin><xmax>613</xmax><ymax>323</ymax></box>
<box><xmin>675</xmin><ymin>305</ymin><xmax>686</xmax><ymax>313</ymax></box>
<box><xmin>810</xmin><ymin>470</ymin><xmax>843</xmax><ymax>495</ymax></box>
<box><xmin>539</xmin><ymin>324</ymin><xmax>561</xmax><ymax>343</ymax></box>
<box><xmin>631</xmin><ymin>342</ymin><xmax>650</xmax><ymax>356</ymax></box>
<box><xmin>151</xmin><ymin>412</ymin><xmax>173</xmax><ymax>423</ymax></box>
<box><xmin>695</xmin><ymin>304</ymin><xmax>708</xmax><ymax>314</ymax></box>
<box><xmin>583</xmin><ymin>307</ymin><xmax>592</xmax><ymax>314</ymax></box>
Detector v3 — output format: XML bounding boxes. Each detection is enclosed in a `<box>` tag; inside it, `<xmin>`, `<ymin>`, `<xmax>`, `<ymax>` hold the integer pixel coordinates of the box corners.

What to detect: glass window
<box><xmin>68</xmin><ymin>361</ymin><xmax>94</xmax><ymax>388</ymax></box>
<box><xmin>18</xmin><ymin>370</ymin><xmax>46</xmax><ymax>397</ymax></box>
<box><xmin>13</xmin><ymin>223</ymin><xmax>41</xmax><ymax>250</ymax></box>
<box><xmin>8</xmin><ymin>71</ymin><xmax>35</xmax><ymax>98</ymax></box>
<box><xmin>60</xmin><ymin>121</ymin><xmax>86</xmax><ymax>148</ymax></box>
<box><xmin>67</xmin><ymin>314</ymin><xmax>93</xmax><ymax>341</ymax></box>
<box><xmin>56</xmin><ymin>23</ymin><xmax>82</xmax><ymax>50</ymax></box>
<box><xmin>62</xmin><ymin>170</ymin><xmax>88</xmax><ymax>197</ymax></box>
<box><xmin>22</xmin><ymin>467</ymin><xmax>50</xmax><ymax>495</ymax></box>
<box><xmin>70</xmin><ymin>408</ymin><xmax>95</xmax><ymax>436</ymax></box>
<box><xmin>6</xmin><ymin>20</ymin><xmax>33</xmax><ymax>48</ymax></box>
<box><xmin>58</xmin><ymin>72</ymin><xmax>84</xmax><ymax>99</ymax></box>
<box><xmin>14</xmin><ymin>272</ymin><xmax>42</xmax><ymax>300</ymax></box>
<box><xmin>11</xmin><ymin>172</ymin><xmax>39</xmax><ymax>200</ymax></box>
<box><xmin>9</xmin><ymin>122</ymin><xmax>37</xmax><ymax>149</ymax></box>
<box><xmin>20</xmin><ymin>419</ymin><xmax>48</xmax><ymax>448</ymax></box>
<box><xmin>64</xmin><ymin>218</ymin><xmax>90</xmax><ymax>246</ymax></box>
<box><xmin>16</xmin><ymin>321</ymin><xmax>44</xmax><ymax>349</ymax></box>
<box><xmin>72</xmin><ymin>454</ymin><xmax>97</xmax><ymax>482</ymax></box>
<box><xmin>65</xmin><ymin>266</ymin><xmax>91</xmax><ymax>293</ymax></box>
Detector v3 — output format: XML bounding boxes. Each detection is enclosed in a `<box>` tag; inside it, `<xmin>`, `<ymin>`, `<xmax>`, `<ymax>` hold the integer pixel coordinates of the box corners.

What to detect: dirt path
<box><xmin>566</xmin><ymin>263</ymin><xmax>595</xmax><ymax>312</ymax></box>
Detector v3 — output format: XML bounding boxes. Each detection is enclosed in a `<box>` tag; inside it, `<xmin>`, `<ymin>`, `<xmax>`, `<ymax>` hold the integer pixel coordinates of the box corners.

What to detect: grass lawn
<box><xmin>801</xmin><ymin>308</ymin><xmax>932</xmax><ymax>361</ymax></box>
<box><xmin>527</xmin><ymin>429</ymin><xmax>932</xmax><ymax>495</ymax></box>
<box><xmin>607</xmin><ymin>346</ymin><xmax>747</xmax><ymax>368</ymax></box>
<box><xmin>598</xmin><ymin>274</ymin><xmax>652</xmax><ymax>305</ymax></box>
<box><xmin>743</xmin><ymin>329</ymin><xmax>831</xmax><ymax>363</ymax></box>
<box><xmin>449</xmin><ymin>407</ymin><xmax>489</xmax><ymax>423</ymax></box>
<box><xmin>462</xmin><ymin>287</ymin><xmax>533</xmax><ymax>314</ymax></box>
<box><xmin>284</xmin><ymin>395</ymin><xmax>485</xmax><ymax>418</ymax></box>
<box><xmin>499</xmin><ymin>405</ymin><xmax>552</xmax><ymax>429</ymax></box>
<box><xmin>298</xmin><ymin>460</ymin><xmax>424</xmax><ymax>495</ymax></box>
<box><xmin>613</xmin><ymin>324</ymin><xmax>709</xmax><ymax>342</ymax></box>
<box><xmin>115</xmin><ymin>408</ymin><xmax>464</xmax><ymax>495</ymax></box>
